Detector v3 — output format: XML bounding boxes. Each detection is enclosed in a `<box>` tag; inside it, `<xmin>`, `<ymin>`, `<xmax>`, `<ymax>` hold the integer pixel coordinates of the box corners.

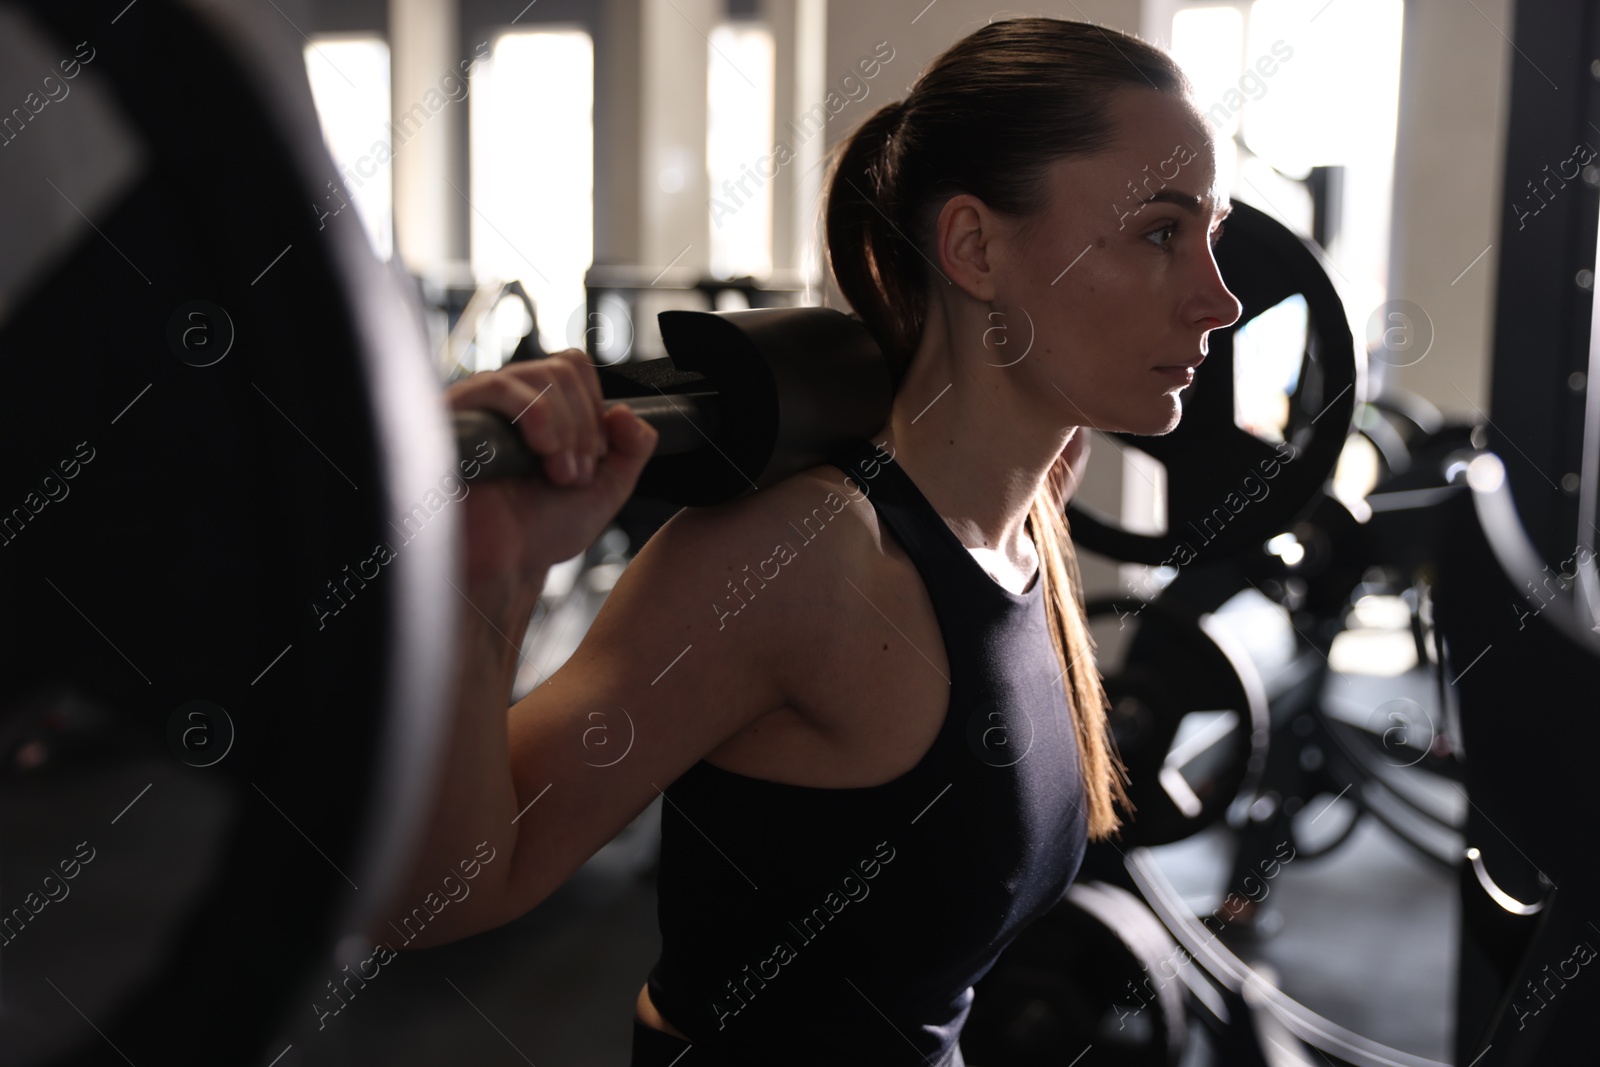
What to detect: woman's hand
<box><xmin>444</xmin><ymin>350</ymin><xmax>658</xmax><ymax>601</ymax></box>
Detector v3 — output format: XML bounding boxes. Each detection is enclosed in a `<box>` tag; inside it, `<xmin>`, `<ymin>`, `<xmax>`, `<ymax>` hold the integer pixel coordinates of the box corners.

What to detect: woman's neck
<box><xmin>871</xmin><ymin>309</ymin><xmax>1070</xmax><ymax>576</ymax></box>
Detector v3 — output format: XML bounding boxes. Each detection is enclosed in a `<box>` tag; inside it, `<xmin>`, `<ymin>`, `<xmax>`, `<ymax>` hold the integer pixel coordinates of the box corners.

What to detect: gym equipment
<box><xmin>1124</xmin><ymin>846</ymin><xmax>1453</xmax><ymax>1067</ymax></box>
<box><xmin>455</xmin><ymin>391</ymin><xmax>724</xmax><ymax>475</ymax></box>
<box><xmin>1056</xmin><ymin>425</ymin><xmax>1472</xmax><ymax>1063</ymax></box>
<box><xmin>580</xmin><ymin>263</ymin><xmax>813</xmax><ymax>363</ymax></box>
<box><xmin>1058</xmin><ymin>419</ymin><xmax>1598</xmax><ymax>1067</ymax></box>
<box><xmin>1351</xmin><ymin>390</ymin><xmax>1446</xmax><ymax>482</ymax></box>
<box><xmin>1067</xmin><ymin>199</ymin><xmax>1361</xmax><ymax>566</ymax></box>
<box><xmin>1430</xmin><ymin>454</ymin><xmax>1600</xmax><ymax>1066</ymax></box>
<box><xmin>1100</xmin><ymin>403</ymin><xmax>1482</xmax><ymax>877</ymax></box>
<box><xmin>1230</xmin><ymin>411</ymin><xmax>1485</xmax><ymax>874</ymax></box>
<box><xmin>453</xmin><ymin>305</ymin><xmax>896</xmax><ymax>507</ymax></box>
<box><xmin>0</xmin><ymin>2</ymin><xmax>454</xmax><ymax>1063</ymax></box>
<box><xmin>1083</xmin><ymin>598</ymin><xmax>1270</xmax><ymax>847</ymax></box>
<box><xmin>439</xmin><ymin>278</ymin><xmax>547</xmax><ymax>377</ymax></box>
<box><xmin>963</xmin><ymin>881</ymin><xmax>1190</xmax><ymax>1067</ymax></box>
<box><xmin>1092</xmin><ymin>452</ymin><xmax>1600</xmax><ymax>1067</ymax></box>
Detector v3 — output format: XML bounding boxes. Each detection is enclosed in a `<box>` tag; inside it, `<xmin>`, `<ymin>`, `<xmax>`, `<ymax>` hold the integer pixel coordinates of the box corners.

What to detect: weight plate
<box><xmin>1086</xmin><ymin>598</ymin><xmax>1270</xmax><ymax>847</ymax></box>
<box><xmin>965</xmin><ymin>881</ymin><xmax>1189</xmax><ymax>1067</ymax></box>
<box><xmin>0</xmin><ymin>2</ymin><xmax>453</xmax><ymax>1061</ymax></box>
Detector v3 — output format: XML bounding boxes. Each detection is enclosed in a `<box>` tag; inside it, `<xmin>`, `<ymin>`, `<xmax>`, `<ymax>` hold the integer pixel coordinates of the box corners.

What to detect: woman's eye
<box><xmin>1145</xmin><ymin>222</ymin><xmax>1178</xmax><ymax>249</ymax></box>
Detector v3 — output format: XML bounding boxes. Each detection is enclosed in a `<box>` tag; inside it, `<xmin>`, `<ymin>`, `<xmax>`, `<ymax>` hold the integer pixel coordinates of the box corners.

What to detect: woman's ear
<box><xmin>934</xmin><ymin>194</ymin><xmax>1002</xmax><ymax>302</ymax></box>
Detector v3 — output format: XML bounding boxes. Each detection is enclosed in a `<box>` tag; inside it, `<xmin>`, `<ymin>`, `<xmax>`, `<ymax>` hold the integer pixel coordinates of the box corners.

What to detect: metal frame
<box><xmin>1488</xmin><ymin>0</ymin><xmax>1600</xmax><ymax>568</ymax></box>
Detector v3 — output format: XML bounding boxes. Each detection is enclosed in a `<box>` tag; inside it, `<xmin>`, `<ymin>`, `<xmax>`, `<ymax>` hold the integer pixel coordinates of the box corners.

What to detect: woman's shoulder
<box><xmin>642</xmin><ymin>459</ymin><xmax>897</xmax><ymax>612</ymax></box>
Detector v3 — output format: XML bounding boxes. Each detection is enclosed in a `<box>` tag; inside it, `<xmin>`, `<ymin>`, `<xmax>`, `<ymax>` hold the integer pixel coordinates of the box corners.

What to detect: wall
<box><xmin>1386</xmin><ymin>0</ymin><xmax>1515</xmax><ymax>417</ymax></box>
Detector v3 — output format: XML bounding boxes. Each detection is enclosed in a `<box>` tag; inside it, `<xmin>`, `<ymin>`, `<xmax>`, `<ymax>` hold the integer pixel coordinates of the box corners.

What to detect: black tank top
<box><xmin>645</xmin><ymin>436</ymin><xmax>1090</xmax><ymax>1066</ymax></box>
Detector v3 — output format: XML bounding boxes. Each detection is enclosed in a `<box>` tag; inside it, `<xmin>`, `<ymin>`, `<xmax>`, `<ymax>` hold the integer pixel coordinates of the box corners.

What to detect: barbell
<box><xmin>454</xmin><ymin>304</ymin><xmax>895</xmax><ymax>506</ymax></box>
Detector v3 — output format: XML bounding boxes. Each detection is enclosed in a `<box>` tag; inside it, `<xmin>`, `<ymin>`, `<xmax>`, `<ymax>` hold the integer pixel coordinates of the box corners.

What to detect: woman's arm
<box><xmin>371</xmin><ymin>353</ymin><xmax>795</xmax><ymax>946</ymax></box>
<box><xmin>380</xmin><ymin>497</ymin><xmax>796</xmax><ymax>947</ymax></box>
<box><xmin>492</xmin><ymin>500</ymin><xmax>795</xmax><ymax>928</ymax></box>
<box><xmin>369</xmin><ymin>350</ymin><xmax>654</xmax><ymax>947</ymax></box>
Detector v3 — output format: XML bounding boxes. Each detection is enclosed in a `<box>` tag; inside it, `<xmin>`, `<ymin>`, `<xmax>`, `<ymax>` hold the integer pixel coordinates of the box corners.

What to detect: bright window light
<box><xmin>303</xmin><ymin>36</ymin><xmax>393</xmax><ymax>260</ymax></box>
<box><xmin>1233</xmin><ymin>293</ymin><xmax>1307</xmax><ymax>442</ymax></box>
<box><xmin>471</xmin><ymin>30</ymin><xmax>594</xmax><ymax>354</ymax></box>
<box><xmin>1331</xmin><ymin>432</ymin><xmax>1382</xmax><ymax>511</ymax></box>
<box><xmin>1328</xmin><ymin>628</ymin><xmax>1418</xmax><ymax>676</ymax></box>
<box><xmin>1244</xmin><ymin>0</ymin><xmax>1404</xmax><ymax>174</ymax></box>
<box><xmin>1243</xmin><ymin>0</ymin><xmax>1403</xmax><ymax>335</ymax></box>
<box><xmin>707</xmin><ymin>22</ymin><xmax>776</xmax><ymax>280</ymax></box>
<box><xmin>1171</xmin><ymin>6</ymin><xmax>1245</xmax><ymax>137</ymax></box>
<box><xmin>1170</xmin><ymin>0</ymin><xmax>1402</xmax><ymax>365</ymax></box>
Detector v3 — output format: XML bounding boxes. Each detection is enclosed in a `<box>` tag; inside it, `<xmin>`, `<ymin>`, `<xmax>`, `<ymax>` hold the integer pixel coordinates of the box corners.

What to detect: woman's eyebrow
<box><xmin>1143</xmin><ymin>189</ymin><xmax>1233</xmax><ymax>222</ymax></box>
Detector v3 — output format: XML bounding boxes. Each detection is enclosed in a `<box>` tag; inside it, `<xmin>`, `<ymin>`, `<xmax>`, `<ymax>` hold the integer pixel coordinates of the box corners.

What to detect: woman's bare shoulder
<box><xmin>641</xmin><ymin>460</ymin><xmax>897</xmax><ymax>620</ymax></box>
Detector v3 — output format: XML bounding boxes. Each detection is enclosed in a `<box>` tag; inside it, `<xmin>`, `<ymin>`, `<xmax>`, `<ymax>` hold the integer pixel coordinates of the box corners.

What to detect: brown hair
<box><xmin>823</xmin><ymin>18</ymin><xmax>1189</xmax><ymax>839</ymax></box>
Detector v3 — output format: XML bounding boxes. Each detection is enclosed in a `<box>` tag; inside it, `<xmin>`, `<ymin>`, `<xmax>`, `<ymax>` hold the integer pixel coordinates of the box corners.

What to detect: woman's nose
<box><xmin>1196</xmin><ymin>256</ymin><xmax>1244</xmax><ymax>331</ymax></box>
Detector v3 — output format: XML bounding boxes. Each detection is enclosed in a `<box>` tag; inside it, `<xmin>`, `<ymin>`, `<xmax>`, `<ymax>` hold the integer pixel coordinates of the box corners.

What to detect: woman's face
<box><xmin>987</xmin><ymin>87</ymin><xmax>1242</xmax><ymax>436</ymax></box>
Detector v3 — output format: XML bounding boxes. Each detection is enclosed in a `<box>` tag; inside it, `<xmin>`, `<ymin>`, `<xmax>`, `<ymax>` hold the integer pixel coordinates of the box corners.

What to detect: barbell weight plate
<box><xmin>1085</xmin><ymin>598</ymin><xmax>1271</xmax><ymax>848</ymax></box>
<box><xmin>1067</xmin><ymin>200</ymin><xmax>1361</xmax><ymax>566</ymax></box>
<box><xmin>0</xmin><ymin>1</ymin><xmax>453</xmax><ymax>1062</ymax></box>
<box><xmin>965</xmin><ymin>881</ymin><xmax>1189</xmax><ymax>1067</ymax></box>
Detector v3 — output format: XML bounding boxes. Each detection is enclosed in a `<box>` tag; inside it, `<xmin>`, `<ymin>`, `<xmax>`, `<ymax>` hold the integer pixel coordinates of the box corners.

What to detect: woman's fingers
<box><xmin>446</xmin><ymin>358</ymin><xmax>592</xmax><ymax>484</ymax></box>
<box><xmin>549</xmin><ymin>348</ymin><xmax>608</xmax><ymax>456</ymax></box>
<box><xmin>493</xmin><ymin>351</ymin><xmax>608</xmax><ymax>480</ymax></box>
<box><xmin>459</xmin><ymin>373</ymin><xmax>577</xmax><ymax>483</ymax></box>
<box><xmin>442</xmin><ymin>348</ymin><xmax>667</xmax><ymax>492</ymax></box>
<box><xmin>595</xmin><ymin>402</ymin><xmax>658</xmax><ymax>488</ymax></box>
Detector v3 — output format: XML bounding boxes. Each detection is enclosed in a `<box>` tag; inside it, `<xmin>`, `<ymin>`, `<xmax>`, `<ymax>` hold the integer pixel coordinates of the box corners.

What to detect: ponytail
<box><xmin>824</xmin><ymin>98</ymin><xmax>920</xmax><ymax>381</ymax></box>
<box><xmin>1032</xmin><ymin>463</ymin><xmax>1131</xmax><ymax>839</ymax></box>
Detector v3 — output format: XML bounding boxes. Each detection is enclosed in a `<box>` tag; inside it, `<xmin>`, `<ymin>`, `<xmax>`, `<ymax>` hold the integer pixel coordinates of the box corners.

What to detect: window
<box><xmin>1167</xmin><ymin>0</ymin><xmax>1405</xmax><ymax>317</ymax></box>
<box><xmin>1244</xmin><ymin>0</ymin><xmax>1404</xmax><ymax>317</ymax></box>
<box><xmin>470</xmin><ymin>30</ymin><xmax>594</xmax><ymax>354</ymax></box>
<box><xmin>706</xmin><ymin>21</ymin><xmax>776</xmax><ymax>280</ymax></box>
<box><xmin>302</xmin><ymin>35</ymin><xmax>394</xmax><ymax>261</ymax></box>
<box><xmin>1171</xmin><ymin>6</ymin><xmax>1245</xmax><ymax>138</ymax></box>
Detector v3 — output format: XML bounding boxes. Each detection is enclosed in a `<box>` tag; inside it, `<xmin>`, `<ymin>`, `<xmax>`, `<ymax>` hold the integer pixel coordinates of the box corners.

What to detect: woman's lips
<box><xmin>1153</xmin><ymin>353</ymin><xmax>1204</xmax><ymax>386</ymax></box>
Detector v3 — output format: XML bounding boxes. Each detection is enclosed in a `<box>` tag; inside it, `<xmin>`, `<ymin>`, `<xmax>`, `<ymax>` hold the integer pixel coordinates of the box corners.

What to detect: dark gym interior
<box><xmin>2</xmin><ymin>1</ymin><xmax>1597</xmax><ymax>1065</ymax></box>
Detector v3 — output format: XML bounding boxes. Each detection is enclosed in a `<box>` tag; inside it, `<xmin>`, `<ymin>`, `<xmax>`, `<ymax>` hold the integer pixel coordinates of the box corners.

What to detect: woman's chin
<box><xmin>1125</xmin><ymin>402</ymin><xmax>1183</xmax><ymax>436</ymax></box>
<box><xmin>1068</xmin><ymin>398</ymin><xmax>1183</xmax><ymax>437</ymax></box>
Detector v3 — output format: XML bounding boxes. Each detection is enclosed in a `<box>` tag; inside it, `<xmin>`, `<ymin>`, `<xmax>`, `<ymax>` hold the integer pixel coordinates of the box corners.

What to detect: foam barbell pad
<box><xmin>456</xmin><ymin>306</ymin><xmax>896</xmax><ymax>508</ymax></box>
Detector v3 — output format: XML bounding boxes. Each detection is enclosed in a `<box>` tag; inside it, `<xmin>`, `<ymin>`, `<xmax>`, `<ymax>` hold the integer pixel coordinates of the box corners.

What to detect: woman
<box><xmin>387</xmin><ymin>16</ymin><xmax>1240</xmax><ymax>1066</ymax></box>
